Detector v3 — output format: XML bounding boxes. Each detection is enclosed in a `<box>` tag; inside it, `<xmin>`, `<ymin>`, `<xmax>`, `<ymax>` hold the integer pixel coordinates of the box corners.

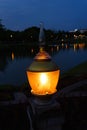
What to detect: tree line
<box><xmin>0</xmin><ymin>19</ymin><xmax>87</xmax><ymax>45</ymax></box>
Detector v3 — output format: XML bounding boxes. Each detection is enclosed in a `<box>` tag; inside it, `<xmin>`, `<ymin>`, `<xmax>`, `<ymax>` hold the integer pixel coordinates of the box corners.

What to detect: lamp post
<box><xmin>26</xmin><ymin>23</ymin><xmax>64</xmax><ymax>130</ymax></box>
<box><xmin>26</xmin><ymin>23</ymin><xmax>60</xmax><ymax>107</ymax></box>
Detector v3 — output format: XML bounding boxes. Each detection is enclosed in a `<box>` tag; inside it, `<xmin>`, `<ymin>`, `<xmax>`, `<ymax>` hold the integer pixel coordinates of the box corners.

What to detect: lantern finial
<box><xmin>39</xmin><ymin>22</ymin><xmax>45</xmax><ymax>47</ymax></box>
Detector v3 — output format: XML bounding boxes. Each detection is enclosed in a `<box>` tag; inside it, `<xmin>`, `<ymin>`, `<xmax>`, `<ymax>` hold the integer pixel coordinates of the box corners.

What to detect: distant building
<box><xmin>79</xmin><ymin>29</ymin><xmax>87</xmax><ymax>33</ymax></box>
<box><xmin>69</xmin><ymin>29</ymin><xmax>87</xmax><ymax>33</ymax></box>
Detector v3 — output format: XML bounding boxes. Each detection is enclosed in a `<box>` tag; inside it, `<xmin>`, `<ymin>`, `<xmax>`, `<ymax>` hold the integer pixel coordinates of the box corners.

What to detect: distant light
<box><xmin>10</xmin><ymin>34</ymin><xmax>13</xmax><ymax>38</ymax></box>
<box><xmin>31</xmin><ymin>48</ymin><xmax>34</xmax><ymax>53</ymax></box>
<box><xmin>74</xmin><ymin>29</ymin><xmax>78</xmax><ymax>32</ymax></box>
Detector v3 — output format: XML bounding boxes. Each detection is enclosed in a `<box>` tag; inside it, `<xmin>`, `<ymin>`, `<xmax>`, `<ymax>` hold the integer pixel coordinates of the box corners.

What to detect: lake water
<box><xmin>0</xmin><ymin>43</ymin><xmax>87</xmax><ymax>86</ymax></box>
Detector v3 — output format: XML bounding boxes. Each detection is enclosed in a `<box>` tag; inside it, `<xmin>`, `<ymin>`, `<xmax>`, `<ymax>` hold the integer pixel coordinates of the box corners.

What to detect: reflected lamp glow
<box><xmin>27</xmin><ymin>48</ymin><xmax>60</xmax><ymax>95</ymax></box>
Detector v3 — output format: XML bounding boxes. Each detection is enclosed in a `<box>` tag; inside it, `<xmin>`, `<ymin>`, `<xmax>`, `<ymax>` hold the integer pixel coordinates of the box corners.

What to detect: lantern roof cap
<box><xmin>27</xmin><ymin>59</ymin><xmax>59</xmax><ymax>72</ymax></box>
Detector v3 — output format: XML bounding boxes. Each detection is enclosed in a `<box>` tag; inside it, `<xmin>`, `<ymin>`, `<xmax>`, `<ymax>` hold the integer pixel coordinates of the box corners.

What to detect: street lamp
<box><xmin>26</xmin><ymin>23</ymin><xmax>60</xmax><ymax>104</ymax></box>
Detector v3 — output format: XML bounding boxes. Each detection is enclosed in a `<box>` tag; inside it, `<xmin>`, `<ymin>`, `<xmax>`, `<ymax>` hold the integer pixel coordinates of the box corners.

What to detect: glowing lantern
<box><xmin>27</xmin><ymin>48</ymin><xmax>60</xmax><ymax>96</ymax></box>
<box><xmin>27</xmin><ymin>22</ymin><xmax>60</xmax><ymax>96</ymax></box>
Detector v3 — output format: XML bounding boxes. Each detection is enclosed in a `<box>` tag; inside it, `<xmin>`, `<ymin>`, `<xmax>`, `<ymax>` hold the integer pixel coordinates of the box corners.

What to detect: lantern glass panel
<box><xmin>27</xmin><ymin>70</ymin><xmax>60</xmax><ymax>95</ymax></box>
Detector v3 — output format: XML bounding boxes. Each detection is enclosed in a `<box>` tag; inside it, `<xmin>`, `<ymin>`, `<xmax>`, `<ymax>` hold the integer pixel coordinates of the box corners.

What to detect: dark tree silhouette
<box><xmin>0</xmin><ymin>19</ymin><xmax>5</xmax><ymax>31</ymax></box>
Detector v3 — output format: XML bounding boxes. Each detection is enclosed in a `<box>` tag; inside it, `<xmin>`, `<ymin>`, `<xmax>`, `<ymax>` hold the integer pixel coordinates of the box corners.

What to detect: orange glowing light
<box><xmin>79</xmin><ymin>43</ymin><xmax>85</xmax><ymax>49</ymax></box>
<box><xmin>12</xmin><ymin>52</ymin><xmax>14</xmax><ymax>60</ymax></box>
<box><xmin>27</xmin><ymin>70</ymin><xmax>60</xmax><ymax>95</ymax></box>
<box><xmin>40</xmin><ymin>73</ymin><xmax>47</xmax><ymax>85</ymax></box>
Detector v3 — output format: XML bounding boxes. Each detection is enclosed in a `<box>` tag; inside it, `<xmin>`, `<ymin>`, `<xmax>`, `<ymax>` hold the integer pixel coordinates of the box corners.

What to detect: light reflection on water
<box><xmin>0</xmin><ymin>43</ymin><xmax>87</xmax><ymax>86</ymax></box>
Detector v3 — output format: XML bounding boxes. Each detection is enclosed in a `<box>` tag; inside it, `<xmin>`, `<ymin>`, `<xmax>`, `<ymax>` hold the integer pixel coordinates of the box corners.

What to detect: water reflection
<box><xmin>57</xmin><ymin>45</ymin><xmax>59</xmax><ymax>51</ymax></box>
<box><xmin>0</xmin><ymin>43</ymin><xmax>87</xmax><ymax>72</ymax></box>
<box><xmin>12</xmin><ymin>52</ymin><xmax>15</xmax><ymax>60</ymax></box>
<box><xmin>0</xmin><ymin>43</ymin><xmax>87</xmax><ymax>85</ymax></box>
<box><xmin>31</xmin><ymin>48</ymin><xmax>34</xmax><ymax>53</ymax></box>
<box><xmin>73</xmin><ymin>43</ymin><xmax>86</xmax><ymax>51</ymax></box>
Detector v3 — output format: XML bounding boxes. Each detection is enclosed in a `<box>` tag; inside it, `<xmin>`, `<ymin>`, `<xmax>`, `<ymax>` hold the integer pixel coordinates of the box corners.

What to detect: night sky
<box><xmin>0</xmin><ymin>0</ymin><xmax>87</xmax><ymax>31</ymax></box>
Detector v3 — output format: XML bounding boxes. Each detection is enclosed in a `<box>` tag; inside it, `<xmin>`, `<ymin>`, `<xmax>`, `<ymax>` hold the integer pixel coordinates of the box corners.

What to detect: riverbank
<box><xmin>58</xmin><ymin>61</ymin><xmax>87</xmax><ymax>90</ymax></box>
<box><xmin>63</xmin><ymin>61</ymin><xmax>87</xmax><ymax>76</ymax></box>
